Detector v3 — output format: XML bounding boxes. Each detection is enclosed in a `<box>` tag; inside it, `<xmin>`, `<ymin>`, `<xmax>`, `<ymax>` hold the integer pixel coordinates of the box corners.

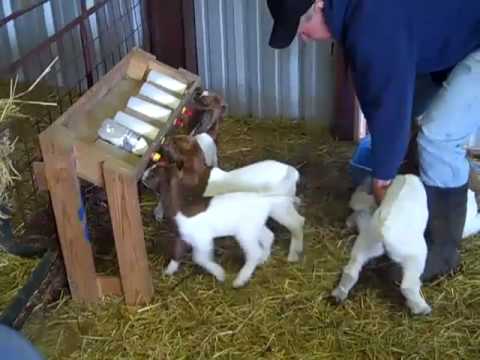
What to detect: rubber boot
<box><xmin>420</xmin><ymin>183</ymin><xmax>468</xmax><ymax>282</ymax></box>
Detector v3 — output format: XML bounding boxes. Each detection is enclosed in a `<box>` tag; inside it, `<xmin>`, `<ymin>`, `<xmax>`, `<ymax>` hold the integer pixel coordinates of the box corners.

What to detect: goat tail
<box><xmin>260</xmin><ymin>193</ymin><xmax>302</xmax><ymax>211</ymax></box>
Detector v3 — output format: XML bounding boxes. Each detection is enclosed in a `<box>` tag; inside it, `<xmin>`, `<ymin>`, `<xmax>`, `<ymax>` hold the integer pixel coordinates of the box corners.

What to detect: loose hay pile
<box><xmin>0</xmin><ymin>81</ymin><xmax>25</xmax><ymax>215</ymax></box>
<box><xmin>0</xmin><ymin>253</ymin><xmax>39</xmax><ymax>312</ymax></box>
<box><xmin>0</xmin><ymin>60</ymin><xmax>58</xmax><ymax>315</ymax></box>
<box><xmin>0</xmin><ymin>83</ymin><xmax>41</xmax><ymax>313</ymax></box>
<box><xmin>23</xmin><ymin>117</ymin><xmax>480</xmax><ymax>359</ymax></box>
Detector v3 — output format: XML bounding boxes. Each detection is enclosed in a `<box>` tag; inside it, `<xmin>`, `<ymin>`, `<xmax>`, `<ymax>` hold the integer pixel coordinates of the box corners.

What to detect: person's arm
<box><xmin>345</xmin><ymin>2</ymin><xmax>417</xmax><ymax>202</ymax></box>
<box><xmin>372</xmin><ymin>178</ymin><xmax>393</xmax><ymax>203</ymax></box>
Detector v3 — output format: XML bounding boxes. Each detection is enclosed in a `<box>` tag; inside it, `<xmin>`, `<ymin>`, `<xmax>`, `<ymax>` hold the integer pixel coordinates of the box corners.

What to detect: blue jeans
<box><xmin>416</xmin><ymin>48</ymin><xmax>480</xmax><ymax>188</ymax></box>
<box><xmin>0</xmin><ymin>325</ymin><xmax>43</xmax><ymax>360</ymax></box>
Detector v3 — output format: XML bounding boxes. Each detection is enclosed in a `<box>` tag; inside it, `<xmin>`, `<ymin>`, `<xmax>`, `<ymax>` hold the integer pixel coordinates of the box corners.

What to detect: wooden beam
<box><xmin>147</xmin><ymin>0</ymin><xmax>185</xmax><ymax>68</ymax></box>
<box><xmin>331</xmin><ymin>44</ymin><xmax>359</xmax><ymax>141</ymax></box>
<box><xmin>96</xmin><ymin>275</ymin><xmax>123</xmax><ymax>297</ymax></box>
<box><xmin>103</xmin><ymin>161</ymin><xmax>153</xmax><ymax>305</ymax></box>
<box><xmin>39</xmin><ymin>129</ymin><xmax>99</xmax><ymax>302</ymax></box>
<box><xmin>146</xmin><ymin>0</ymin><xmax>198</xmax><ymax>73</ymax></box>
<box><xmin>32</xmin><ymin>162</ymin><xmax>48</xmax><ymax>192</ymax></box>
<box><xmin>182</xmin><ymin>0</ymin><xmax>198</xmax><ymax>74</ymax></box>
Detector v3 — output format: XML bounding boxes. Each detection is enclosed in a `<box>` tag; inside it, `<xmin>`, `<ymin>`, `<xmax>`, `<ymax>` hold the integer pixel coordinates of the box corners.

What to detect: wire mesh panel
<box><xmin>0</xmin><ymin>0</ymin><xmax>150</xmax><ymax>232</ymax></box>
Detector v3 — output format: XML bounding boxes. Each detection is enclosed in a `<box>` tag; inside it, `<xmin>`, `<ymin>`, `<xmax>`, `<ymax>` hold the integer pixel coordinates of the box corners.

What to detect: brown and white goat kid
<box><xmin>153</xmin><ymin>134</ymin><xmax>300</xmax><ymax>220</ymax></box>
<box><xmin>142</xmin><ymin>149</ymin><xmax>305</xmax><ymax>288</ymax></box>
<box><xmin>160</xmin><ymin>134</ymin><xmax>300</xmax><ymax>196</ymax></box>
<box><xmin>153</xmin><ymin>132</ymin><xmax>218</xmax><ymax>221</ymax></box>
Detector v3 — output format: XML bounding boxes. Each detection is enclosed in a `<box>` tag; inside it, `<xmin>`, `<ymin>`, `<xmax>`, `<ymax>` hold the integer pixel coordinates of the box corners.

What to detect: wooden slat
<box><xmin>103</xmin><ymin>161</ymin><xmax>153</xmax><ymax>305</ymax></box>
<box><xmin>146</xmin><ymin>0</ymin><xmax>185</xmax><ymax>69</ymax></box>
<box><xmin>96</xmin><ymin>275</ymin><xmax>123</xmax><ymax>297</ymax></box>
<box><xmin>32</xmin><ymin>162</ymin><xmax>48</xmax><ymax>192</ymax></box>
<box><xmin>182</xmin><ymin>0</ymin><xmax>198</xmax><ymax>74</ymax></box>
<box><xmin>126</xmin><ymin>55</ymin><xmax>150</xmax><ymax>80</ymax></box>
<box><xmin>56</xmin><ymin>47</ymin><xmax>143</xmax><ymax>129</ymax></box>
<box><xmin>133</xmin><ymin>72</ymin><xmax>201</xmax><ymax>180</ymax></box>
<box><xmin>331</xmin><ymin>44</ymin><xmax>359</xmax><ymax>141</ymax></box>
<box><xmin>39</xmin><ymin>129</ymin><xmax>99</xmax><ymax>302</ymax></box>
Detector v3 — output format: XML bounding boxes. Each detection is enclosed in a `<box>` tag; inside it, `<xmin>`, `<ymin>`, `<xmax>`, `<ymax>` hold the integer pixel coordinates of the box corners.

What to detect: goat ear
<box><xmin>206</xmin><ymin>121</ymin><xmax>220</xmax><ymax>141</ymax></box>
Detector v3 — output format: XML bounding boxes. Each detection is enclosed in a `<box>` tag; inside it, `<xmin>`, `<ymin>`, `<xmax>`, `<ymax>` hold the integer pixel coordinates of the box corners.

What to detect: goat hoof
<box><xmin>345</xmin><ymin>215</ymin><xmax>357</xmax><ymax>231</ymax></box>
<box><xmin>154</xmin><ymin>205</ymin><xmax>165</xmax><ymax>222</ymax></box>
<box><xmin>164</xmin><ymin>260</ymin><xmax>180</xmax><ymax>275</ymax></box>
<box><xmin>259</xmin><ymin>252</ymin><xmax>270</xmax><ymax>265</ymax></box>
<box><xmin>232</xmin><ymin>278</ymin><xmax>248</xmax><ymax>288</ymax></box>
<box><xmin>287</xmin><ymin>252</ymin><xmax>301</xmax><ymax>262</ymax></box>
<box><xmin>409</xmin><ymin>302</ymin><xmax>432</xmax><ymax>316</ymax></box>
<box><xmin>331</xmin><ymin>287</ymin><xmax>348</xmax><ymax>303</ymax></box>
<box><xmin>214</xmin><ymin>269</ymin><xmax>226</xmax><ymax>283</ymax></box>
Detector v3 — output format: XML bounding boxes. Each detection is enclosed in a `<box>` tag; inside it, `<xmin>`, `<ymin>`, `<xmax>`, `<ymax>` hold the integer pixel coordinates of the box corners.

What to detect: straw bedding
<box><xmin>18</xmin><ymin>117</ymin><xmax>480</xmax><ymax>359</ymax></box>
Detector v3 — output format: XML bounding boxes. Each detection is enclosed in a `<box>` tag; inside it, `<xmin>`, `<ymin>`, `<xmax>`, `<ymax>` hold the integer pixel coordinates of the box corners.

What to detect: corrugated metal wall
<box><xmin>194</xmin><ymin>0</ymin><xmax>335</xmax><ymax>124</ymax></box>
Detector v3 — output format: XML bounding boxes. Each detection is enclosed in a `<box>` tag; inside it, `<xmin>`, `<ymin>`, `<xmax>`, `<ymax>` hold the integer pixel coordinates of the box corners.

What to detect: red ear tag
<box><xmin>181</xmin><ymin>106</ymin><xmax>193</xmax><ymax>117</ymax></box>
<box><xmin>174</xmin><ymin>118</ymin><xmax>184</xmax><ymax>127</ymax></box>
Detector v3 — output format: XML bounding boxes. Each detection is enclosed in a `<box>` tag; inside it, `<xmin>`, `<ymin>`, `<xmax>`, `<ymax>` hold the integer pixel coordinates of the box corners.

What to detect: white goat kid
<box><xmin>346</xmin><ymin>180</ymin><xmax>480</xmax><ymax>239</ymax></box>
<box><xmin>332</xmin><ymin>174</ymin><xmax>432</xmax><ymax>315</ymax></box>
<box><xmin>153</xmin><ymin>133</ymin><xmax>299</xmax><ymax>221</ymax></box>
<box><xmin>462</xmin><ymin>189</ymin><xmax>480</xmax><ymax>238</ymax></box>
<box><xmin>203</xmin><ymin>160</ymin><xmax>299</xmax><ymax>197</ymax></box>
<box><xmin>174</xmin><ymin>193</ymin><xmax>304</xmax><ymax>288</ymax></box>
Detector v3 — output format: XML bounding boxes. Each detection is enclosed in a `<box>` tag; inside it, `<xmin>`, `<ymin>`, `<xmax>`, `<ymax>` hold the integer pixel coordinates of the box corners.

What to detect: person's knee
<box><xmin>417</xmin><ymin>126</ymin><xmax>471</xmax><ymax>187</ymax></box>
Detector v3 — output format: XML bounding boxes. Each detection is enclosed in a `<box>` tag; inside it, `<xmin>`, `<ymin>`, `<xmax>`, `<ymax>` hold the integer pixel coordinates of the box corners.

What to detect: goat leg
<box><xmin>269</xmin><ymin>202</ymin><xmax>305</xmax><ymax>262</ymax></box>
<box><xmin>192</xmin><ymin>246</ymin><xmax>225</xmax><ymax>282</ymax></box>
<box><xmin>258</xmin><ymin>226</ymin><xmax>274</xmax><ymax>265</ymax></box>
<box><xmin>164</xmin><ymin>236</ymin><xmax>190</xmax><ymax>276</ymax></box>
<box><xmin>233</xmin><ymin>233</ymin><xmax>264</xmax><ymax>288</ymax></box>
<box><xmin>154</xmin><ymin>201</ymin><xmax>164</xmax><ymax>222</ymax></box>
<box><xmin>397</xmin><ymin>252</ymin><xmax>431</xmax><ymax>315</ymax></box>
<box><xmin>331</xmin><ymin>233</ymin><xmax>384</xmax><ymax>303</ymax></box>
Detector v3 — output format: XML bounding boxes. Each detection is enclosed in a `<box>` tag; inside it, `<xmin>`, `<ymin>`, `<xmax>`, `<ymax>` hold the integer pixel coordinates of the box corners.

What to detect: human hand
<box><xmin>372</xmin><ymin>178</ymin><xmax>392</xmax><ymax>204</ymax></box>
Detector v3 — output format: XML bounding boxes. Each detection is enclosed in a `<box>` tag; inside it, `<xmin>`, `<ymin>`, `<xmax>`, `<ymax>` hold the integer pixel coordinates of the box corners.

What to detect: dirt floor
<box><xmin>17</xmin><ymin>117</ymin><xmax>480</xmax><ymax>359</ymax></box>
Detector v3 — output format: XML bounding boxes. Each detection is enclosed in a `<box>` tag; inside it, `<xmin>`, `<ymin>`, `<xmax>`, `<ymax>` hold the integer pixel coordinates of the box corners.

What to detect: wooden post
<box><xmin>39</xmin><ymin>129</ymin><xmax>99</xmax><ymax>302</ymax></box>
<box><xmin>96</xmin><ymin>275</ymin><xmax>123</xmax><ymax>298</ymax></box>
<box><xmin>32</xmin><ymin>161</ymin><xmax>48</xmax><ymax>191</ymax></box>
<box><xmin>331</xmin><ymin>44</ymin><xmax>362</xmax><ymax>141</ymax></box>
<box><xmin>103</xmin><ymin>161</ymin><xmax>153</xmax><ymax>305</ymax></box>
<box><xmin>146</xmin><ymin>0</ymin><xmax>198</xmax><ymax>73</ymax></box>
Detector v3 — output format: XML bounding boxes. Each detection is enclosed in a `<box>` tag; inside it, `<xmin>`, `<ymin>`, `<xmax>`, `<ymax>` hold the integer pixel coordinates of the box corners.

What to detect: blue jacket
<box><xmin>323</xmin><ymin>0</ymin><xmax>480</xmax><ymax>180</ymax></box>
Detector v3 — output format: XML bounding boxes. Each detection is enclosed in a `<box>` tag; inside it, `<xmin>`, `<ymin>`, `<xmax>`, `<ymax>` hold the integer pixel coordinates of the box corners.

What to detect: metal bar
<box><xmin>0</xmin><ymin>0</ymin><xmax>50</xmax><ymax>28</ymax></box>
<box><xmin>80</xmin><ymin>0</ymin><xmax>94</xmax><ymax>88</ymax></box>
<box><xmin>1</xmin><ymin>0</ymin><xmax>110</xmax><ymax>76</ymax></box>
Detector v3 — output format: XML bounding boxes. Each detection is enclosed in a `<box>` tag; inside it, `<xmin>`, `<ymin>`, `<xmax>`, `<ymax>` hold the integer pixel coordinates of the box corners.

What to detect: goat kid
<box><xmin>154</xmin><ymin>134</ymin><xmax>300</xmax><ymax>221</ymax></box>
<box><xmin>331</xmin><ymin>174</ymin><xmax>432</xmax><ymax>315</ymax></box>
<box><xmin>346</xmin><ymin>178</ymin><xmax>480</xmax><ymax>239</ymax></box>
<box><xmin>164</xmin><ymin>134</ymin><xmax>300</xmax><ymax>197</ymax></box>
<box><xmin>153</xmin><ymin>132</ymin><xmax>218</xmax><ymax>221</ymax></box>
<box><xmin>142</xmin><ymin>160</ymin><xmax>304</xmax><ymax>287</ymax></box>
